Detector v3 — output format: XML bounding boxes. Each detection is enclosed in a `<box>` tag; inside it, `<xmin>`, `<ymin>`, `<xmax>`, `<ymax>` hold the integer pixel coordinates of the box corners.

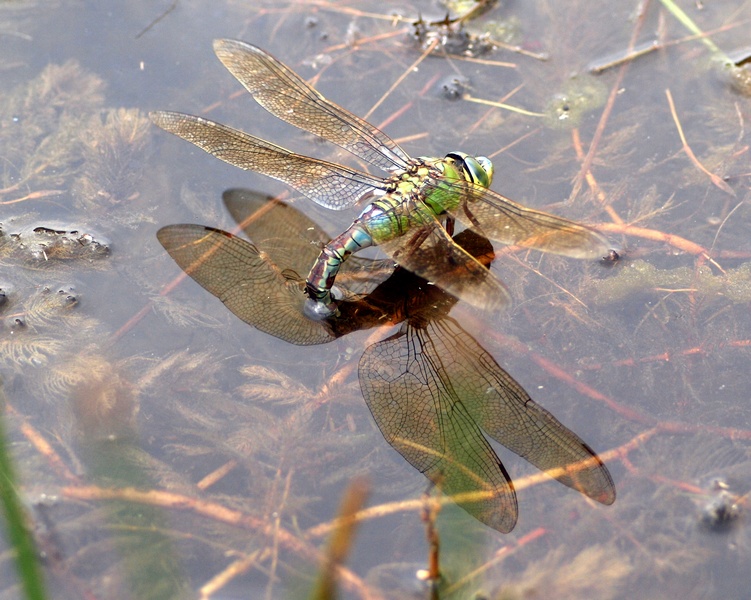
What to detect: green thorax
<box><xmin>362</xmin><ymin>153</ymin><xmax>494</xmax><ymax>243</ymax></box>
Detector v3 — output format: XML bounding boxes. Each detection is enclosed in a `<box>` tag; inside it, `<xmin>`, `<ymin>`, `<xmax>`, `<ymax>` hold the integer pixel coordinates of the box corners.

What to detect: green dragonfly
<box><xmin>151</xmin><ymin>40</ymin><xmax>608</xmax><ymax>320</ymax></box>
<box><xmin>158</xmin><ymin>190</ymin><xmax>615</xmax><ymax>533</ymax></box>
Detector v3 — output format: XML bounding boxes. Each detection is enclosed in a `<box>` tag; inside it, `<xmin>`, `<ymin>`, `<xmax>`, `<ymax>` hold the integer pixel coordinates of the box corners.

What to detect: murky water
<box><xmin>1</xmin><ymin>0</ymin><xmax>750</xmax><ymax>598</ymax></box>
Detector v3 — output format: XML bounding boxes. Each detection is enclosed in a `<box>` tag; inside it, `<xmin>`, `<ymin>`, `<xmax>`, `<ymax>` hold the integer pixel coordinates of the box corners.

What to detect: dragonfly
<box><xmin>158</xmin><ymin>190</ymin><xmax>616</xmax><ymax>533</ymax></box>
<box><xmin>151</xmin><ymin>40</ymin><xmax>609</xmax><ymax>320</ymax></box>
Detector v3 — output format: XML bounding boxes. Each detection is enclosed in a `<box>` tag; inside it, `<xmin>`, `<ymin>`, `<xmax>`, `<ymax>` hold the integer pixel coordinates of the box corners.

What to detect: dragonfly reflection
<box><xmin>157</xmin><ymin>190</ymin><xmax>615</xmax><ymax>533</ymax></box>
<box><xmin>151</xmin><ymin>40</ymin><xmax>608</xmax><ymax>320</ymax></box>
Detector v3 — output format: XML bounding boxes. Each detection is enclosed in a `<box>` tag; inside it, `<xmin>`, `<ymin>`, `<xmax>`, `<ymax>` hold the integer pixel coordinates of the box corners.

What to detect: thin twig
<box><xmin>665</xmin><ymin>88</ymin><xmax>736</xmax><ymax>197</ymax></box>
<box><xmin>136</xmin><ymin>0</ymin><xmax>178</xmax><ymax>39</ymax></box>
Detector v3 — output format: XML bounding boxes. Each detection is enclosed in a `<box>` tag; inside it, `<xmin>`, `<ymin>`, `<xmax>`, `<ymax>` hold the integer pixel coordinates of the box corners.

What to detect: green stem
<box><xmin>659</xmin><ymin>0</ymin><xmax>730</xmax><ymax>62</ymax></box>
<box><xmin>0</xmin><ymin>385</ymin><xmax>48</xmax><ymax>600</ymax></box>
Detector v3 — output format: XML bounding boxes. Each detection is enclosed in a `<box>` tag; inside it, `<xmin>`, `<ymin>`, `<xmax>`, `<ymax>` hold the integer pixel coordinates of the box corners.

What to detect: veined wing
<box><xmin>157</xmin><ymin>224</ymin><xmax>335</xmax><ymax>345</ymax></box>
<box><xmin>376</xmin><ymin>200</ymin><xmax>511</xmax><ymax>312</ymax></box>
<box><xmin>213</xmin><ymin>39</ymin><xmax>411</xmax><ymax>173</ymax></box>
<box><xmin>222</xmin><ymin>189</ymin><xmax>328</xmax><ymax>273</ymax></box>
<box><xmin>151</xmin><ymin>112</ymin><xmax>387</xmax><ymax>210</ymax></box>
<box><xmin>222</xmin><ymin>189</ymin><xmax>395</xmax><ymax>297</ymax></box>
<box><xmin>359</xmin><ymin>319</ymin><xmax>519</xmax><ymax>533</ymax></box>
<box><xmin>426</xmin><ymin>178</ymin><xmax>609</xmax><ymax>259</ymax></box>
<box><xmin>436</xmin><ymin>316</ymin><xmax>616</xmax><ymax>505</ymax></box>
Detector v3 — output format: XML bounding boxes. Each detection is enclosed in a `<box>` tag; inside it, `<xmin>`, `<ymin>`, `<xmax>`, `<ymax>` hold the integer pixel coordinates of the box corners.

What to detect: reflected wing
<box><xmin>434</xmin><ymin>317</ymin><xmax>616</xmax><ymax>505</ymax></box>
<box><xmin>222</xmin><ymin>189</ymin><xmax>395</xmax><ymax>297</ymax></box>
<box><xmin>222</xmin><ymin>189</ymin><xmax>328</xmax><ymax>272</ymax></box>
<box><xmin>424</xmin><ymin>178</ymin><xmax>609</xmax><ymax>259</ymax></box>
<box><xmin>157</xmin><ymin>225</ymin><xmax>335</xmax><ymax>345</ymax></box>
<box><xmin>376</xmin><ymin>200</ymin><xmax>510</xmax><ymax>313</ymax></box>
<box><xmin>359</xmin><ymin>320</ymin><xmax>518</xmax><ymax>533</ymax></box>
<box><xmin>213</xmin><ymin>39</ymin><xmax>411</xmax><ymax>172</ymax></box>
<box><xmin>151</xmin><ymin>112</ymin><xmax>387</xmax><ymax>210</ymax></box>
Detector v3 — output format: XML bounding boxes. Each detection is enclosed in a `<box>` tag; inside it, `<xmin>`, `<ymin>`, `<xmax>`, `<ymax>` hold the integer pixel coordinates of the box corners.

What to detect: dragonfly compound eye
<box><xmin>446</xmin><ymin>152</ymin><xmax>494</xmax><ymax>188</ymax></box>
<box><xmin>476</xmin><ymin>156</ymin><xmax>494</xmax><ymax>187</ymax></box>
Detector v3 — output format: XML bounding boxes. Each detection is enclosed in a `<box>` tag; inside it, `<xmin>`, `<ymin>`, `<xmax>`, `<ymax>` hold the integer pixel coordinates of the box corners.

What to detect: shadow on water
<box><xmin>158</xmin><ymin>188</ymin><xmax>616</xmax><ymax>534</ymax></box>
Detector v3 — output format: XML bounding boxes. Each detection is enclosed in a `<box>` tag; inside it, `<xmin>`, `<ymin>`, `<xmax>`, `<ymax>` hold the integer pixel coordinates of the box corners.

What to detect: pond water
<box><xmin>1</xmin><ymin>1</ymin><xmax>750</xmax><ymax>599</ymax></box>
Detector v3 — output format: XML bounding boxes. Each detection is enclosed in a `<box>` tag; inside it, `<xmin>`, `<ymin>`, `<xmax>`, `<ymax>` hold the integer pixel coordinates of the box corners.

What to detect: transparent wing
<box><xmin>375</xmin><ymin>200</ymin><xmax>511</xmax><ymax>312</ymax></box>
<box><xmin>423</xmin><ymin>177</ymin><xmax>609</xmax><ymax>259</ymax></box>
<box><xmin>429</xmin><ymin>317</ymin><xmax>616</xmax><ymax>505</ymax></box>
<box><xmin>157</xmin><ymin>224</ymin><xmax>335</xmax><ymax>345</ymax></box>
<box><xmin>222</xmin><ymin>189</ymin><xmax>395</xmax><ymax>296</ymax></box>
<box><xmin>359</xmin><ymin>319</ymin><xmax>518</xmax><ymax>533</ymax></box>
<box><xmin>213</xmin><ymin>39</ymin><xmax>411</xmax><ymax>172</ymax></box>
<box><xmin>151</xmin><ymin>112</ymin><xmax>387</xmax><ymax>210</ymax></box>
<box><xmin>222</xmin><ymin>189</ymin><xmax>328</xmax><ymax>272</ymax></box>
<box><xmin>359</xmin><ymin>314</ymin><xmax>615</xmax><ymax>533</ymax></box>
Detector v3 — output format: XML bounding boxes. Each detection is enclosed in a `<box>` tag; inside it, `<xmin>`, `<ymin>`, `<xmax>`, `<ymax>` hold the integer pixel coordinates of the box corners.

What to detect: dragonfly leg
<box><xmin>444</xmin><ymin>215</ymin><xmax>455</xmax><ymax>237</ymax></box>
<box><xmin>304</xmin><ymin>223</ymin><xmax>373</xmax><ymax>320</ymax></box>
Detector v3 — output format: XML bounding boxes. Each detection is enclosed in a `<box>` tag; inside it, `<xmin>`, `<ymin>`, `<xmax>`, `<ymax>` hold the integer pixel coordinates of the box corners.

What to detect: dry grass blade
<box><xmin>665</xmin><ymin>88</ymin><xmax>736</xmax><ymax>197</ymax></box>
<box><xmin>310</xmin><ymin>479</ymin><xmax>370</xmax><ymax>600</ymax></box>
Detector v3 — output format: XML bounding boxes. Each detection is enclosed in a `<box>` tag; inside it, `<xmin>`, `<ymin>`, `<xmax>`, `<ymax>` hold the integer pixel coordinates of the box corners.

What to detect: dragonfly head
<box><xmin>445</xmin><ymin>152</ymin><xmax>494</xmax><ymax>188</ymax></box>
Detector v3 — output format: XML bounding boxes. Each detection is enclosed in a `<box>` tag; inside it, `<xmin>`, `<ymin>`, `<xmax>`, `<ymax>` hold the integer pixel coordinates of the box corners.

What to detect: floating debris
<box><xmin>0</xmin><ymin>225</ymin><xmax>110</xmax><ymax>266</ymax></box>
<box><xmin>440</xmin><ymin>0</ymin><xmax>498</xmax><ymax>23</ymax></box>
<box><xmin>698</xmin><ymin>476</ymin><xmax>745</xmax><ymax>532</ymax></box>
<box><xmin>411</xmin><ymin>15</ymin><xmax>494</xmax><ymax>57</ymax></box>
<box><xmin>544</xmin><ymin>75</ymin><xmax>608</xmax><ymax>129</ymax></box>
<box><xmin>718</xmin><ymin>53</ymin><xmax>751</xmax><ymax>96</ymax></box>
<box><xmin>586</xmin><ymin>260</ymin><xmax>751</xmax><ymax>306</ymax></box>
<box><xmin>436</xmin><ymin>74</ymin><xmax>470</xmax><ymax>100</ymax></box>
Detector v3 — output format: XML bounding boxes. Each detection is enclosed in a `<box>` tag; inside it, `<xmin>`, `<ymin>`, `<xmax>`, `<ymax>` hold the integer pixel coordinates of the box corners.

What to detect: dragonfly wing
<box><xmin>433</xmin><ymin>316</ymin><xmax>616</xmax><ymax>505</ymax></box>
<box><xmin>432</xmin><ymin>179</ymin><xmax>609</xmax><ymax>259</ymax></box>
<box><xmin>151</xmin><ymin>112</ymin><xmax>386</xmax><ymax>210</ymax></box>
<box><xmin>335</xmin><ymin>257</ymin><xmax>396</xmax><ymax>298</ymax></box>
<box><xmin>213</xmin><ymin>39</ymin><xmax>411</xmax><ymax>172</ymax></box>
<box><xmin>376</xmin><ymin>201</ymin><xmax>510</xmax><ymax>312</ymax></box>
<box><xmin>359</xmin><ymin>320</ymin><xmax>518</xmax><ymax>533</ymax></box>
<box><xmin>223</xmin><ymin>189</ymin><xmax>395</xmax><ymax>298</ymax></box>
<box><xmin>157</xmin><ymin>224</ymin><xmax>335</xmax><ymax>345</ymax></box>
<box><xmin>222</xmin><ymin>189</ymin><xmax>327</xmax><ymax>273</ymax></box>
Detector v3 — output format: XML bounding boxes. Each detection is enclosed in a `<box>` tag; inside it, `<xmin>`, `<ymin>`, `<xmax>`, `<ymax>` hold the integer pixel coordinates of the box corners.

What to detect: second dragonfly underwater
<box><xmin>151</xmin><ymin>40</ymin><xmax>608</xmax><ymax>319</ymax></box>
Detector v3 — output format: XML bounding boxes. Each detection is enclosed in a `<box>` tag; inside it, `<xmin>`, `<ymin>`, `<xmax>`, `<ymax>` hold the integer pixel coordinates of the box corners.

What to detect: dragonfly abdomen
<box><xmin>304</xmin><ymin>198</ymin><xmax>410</xmax><ymax>319</ymax></box>
<box><xmin>304</xmin><ymin>221</ymin><xmax>373</xmax><ymax>316</ymax></box>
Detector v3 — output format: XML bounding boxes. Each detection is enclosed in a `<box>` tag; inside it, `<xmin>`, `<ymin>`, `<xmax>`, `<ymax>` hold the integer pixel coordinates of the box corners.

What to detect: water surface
<box><xmin>1</xmin><ymin>1</ymin><xmax>750</xmax><ymax>598</ymax></box>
